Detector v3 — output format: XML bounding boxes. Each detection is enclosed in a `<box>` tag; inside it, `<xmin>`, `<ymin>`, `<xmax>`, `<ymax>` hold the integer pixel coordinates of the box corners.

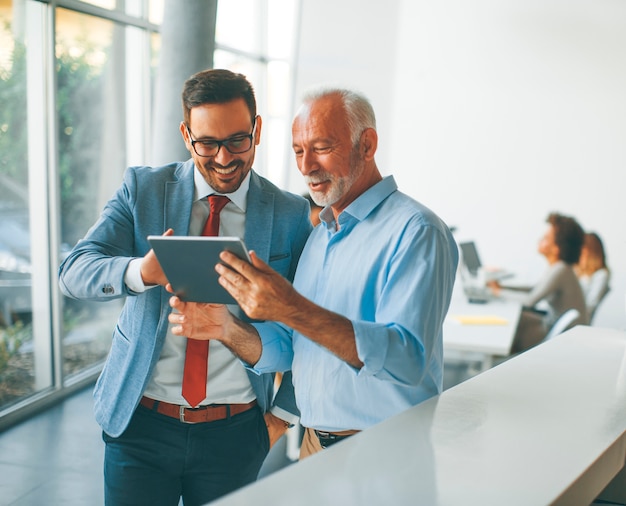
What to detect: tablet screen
<box><xmin>147</xmin><ymin>235</ymin><xmax>250</xmax><ymax>304</ymax></box>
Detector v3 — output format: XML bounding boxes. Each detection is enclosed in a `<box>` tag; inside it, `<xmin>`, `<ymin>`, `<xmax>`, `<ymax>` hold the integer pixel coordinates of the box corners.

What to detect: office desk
<box><xmin>211</xmin><ymin>326</ymin><xmax>626</xmax><ymax>506</ymax></box>
<box><xmin>443</xmin><ymin>289</ymin><xmax>521</xmax><ymax>369</ymax></box>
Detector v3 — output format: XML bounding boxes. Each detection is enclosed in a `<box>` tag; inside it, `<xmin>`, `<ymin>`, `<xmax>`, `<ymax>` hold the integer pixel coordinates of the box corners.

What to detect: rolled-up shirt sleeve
<box><xmin>248</xmin><ymin>321</ymin><xmax>294</xmax><ymax>374</ymax></box>
<box><xmin>353</xmin><ymin>223</ymin><xmax>456</xmax><ymax>386</ymax></box>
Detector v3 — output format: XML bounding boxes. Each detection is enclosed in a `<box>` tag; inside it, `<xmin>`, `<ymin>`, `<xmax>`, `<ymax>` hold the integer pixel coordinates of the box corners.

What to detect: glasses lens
<box><xmin>194</xmin><ymin>141</ymin><xmax>219</xmax><ymax>157</ymax></box>
<box><xmin>224</xmin><ymin>136</ymin><xmax>253</xmax><ymax>154</ymax></box>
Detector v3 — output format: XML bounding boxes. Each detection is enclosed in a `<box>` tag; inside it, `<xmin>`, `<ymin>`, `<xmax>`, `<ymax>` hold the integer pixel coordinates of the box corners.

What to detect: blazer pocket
<box><xmin>113</xmin><ymin>324</ymin><xmax>131</xmax><ymax>344</ymax></box>
<box><xmin>268</xmin><ymin>252</ymin><xmax>291</xmax><ymax>276</ymax></box>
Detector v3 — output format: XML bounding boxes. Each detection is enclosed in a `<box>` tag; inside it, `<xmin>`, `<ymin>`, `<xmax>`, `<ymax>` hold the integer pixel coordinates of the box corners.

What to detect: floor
<box><xmin>0</xmin><ymin>386</ymin><xmax>296</xmax><ymax>506</ymax></box>
<box><xmin>0</xmin><ymin>365</ymin><xmax>623</xmax><ymax>505</ymax></box>
<box><xmin>0</xmin><ymin>387</ymin><xmax>105</xmax><ymax>505</ymax></box>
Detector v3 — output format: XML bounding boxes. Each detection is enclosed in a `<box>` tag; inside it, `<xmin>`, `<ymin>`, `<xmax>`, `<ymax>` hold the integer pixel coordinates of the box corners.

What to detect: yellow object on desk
<box><xmin>450</xmin><ymin>315</ymin><xmax>509</xmax><ymax>325</ymax></box>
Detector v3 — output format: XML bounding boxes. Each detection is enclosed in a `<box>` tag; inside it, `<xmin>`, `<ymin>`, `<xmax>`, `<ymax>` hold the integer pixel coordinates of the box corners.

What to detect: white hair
<box><xmin>300</xmin><ymin>87</ymin><xmax>377</xmax><ymax>146</ymax></box>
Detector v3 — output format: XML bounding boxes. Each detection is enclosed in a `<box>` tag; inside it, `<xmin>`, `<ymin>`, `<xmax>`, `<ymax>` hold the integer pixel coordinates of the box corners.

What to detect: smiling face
<box><xmin>180</xmin><ymin>98</ymin><xmax>261</xmax><ymax>194</ymax></box>
<box><xmin>291</xmin><ymin>94</ymin><xmax>377</xmax><ymax>215</ymax></box>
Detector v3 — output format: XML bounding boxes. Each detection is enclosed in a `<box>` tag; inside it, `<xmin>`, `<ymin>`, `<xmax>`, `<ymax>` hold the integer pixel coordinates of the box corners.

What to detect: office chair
<box><xmin>543</xmin><ymin>309</ymin><xmax>580</xmax><ymax>342</ymax></box>
<box><xmin>589</xmin><ymin>287</ymin><xmax>610</xmax><ymax>324</ymax></box>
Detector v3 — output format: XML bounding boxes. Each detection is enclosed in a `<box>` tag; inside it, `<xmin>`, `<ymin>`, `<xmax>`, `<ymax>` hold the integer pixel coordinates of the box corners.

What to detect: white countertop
<box><xmin>211</xmin><ymin>326</ymin><xmax>626</xmax><ymax>506</ymax></box>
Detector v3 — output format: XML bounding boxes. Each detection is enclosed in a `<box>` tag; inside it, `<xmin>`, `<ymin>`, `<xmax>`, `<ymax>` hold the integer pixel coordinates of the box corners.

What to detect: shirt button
<box><xmin>102</xmin><ymin>284</ymin><xmax>114</xmax><ymax>295</ymax></box>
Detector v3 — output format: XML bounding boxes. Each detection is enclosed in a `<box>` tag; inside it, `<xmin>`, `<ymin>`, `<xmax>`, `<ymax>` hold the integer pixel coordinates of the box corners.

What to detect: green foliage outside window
<box><xmin>0</xmin><ymin>321</ymin><xmax>29</xmax><ymax>377</ymax></box>
<box><xmin>0</xmin><ymin>37</ymin><xmax>106</xmax><ymax>249</ymax></box>
<box><xmin>0</xmin><ymin>41</ymin><xmax>28</xmax><ymax>189</ymax></box>
<box><xmin>56</xmin><ymin>43</ymin><xmax>105</xmax><ymax>246</ymax></box>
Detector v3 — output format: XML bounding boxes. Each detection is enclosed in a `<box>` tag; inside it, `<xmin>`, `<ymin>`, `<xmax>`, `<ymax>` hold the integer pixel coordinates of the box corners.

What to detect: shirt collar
<box><xmin>193</xmin><ymin>168</ymin><xmax>250</xmax><ymax>212</ymax></box>
<box><xmin>320</xmin><ymin>175</ymin><xmax>397</xmax><ymax>230</ymax></box>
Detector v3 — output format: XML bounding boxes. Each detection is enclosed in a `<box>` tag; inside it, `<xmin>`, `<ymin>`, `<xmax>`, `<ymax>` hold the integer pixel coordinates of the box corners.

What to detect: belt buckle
<box><xmin>315</xmin><ymin>430</ymin><xmax>333</xmax><ymax>449</ymax></box>
<box><xmin>179</xmin><ymin>405</ymin><xmax>196</xmax><ymax>424</ymax></box>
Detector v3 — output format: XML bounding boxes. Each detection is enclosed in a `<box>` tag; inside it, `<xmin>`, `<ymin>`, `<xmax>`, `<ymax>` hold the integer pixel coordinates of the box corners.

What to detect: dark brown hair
<box><xmin>181</xmin><ymin>69</ymin><xmax>256</xmax><ymax>126</ymax></box>
<box><xmin>546</xmin><ymin>212</ymin><xmax>584</xmax><ymax>264</ymax></box>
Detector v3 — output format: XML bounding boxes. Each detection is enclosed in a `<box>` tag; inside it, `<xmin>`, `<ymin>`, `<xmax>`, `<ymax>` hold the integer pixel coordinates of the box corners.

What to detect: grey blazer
<box><xmin>59</xmin><ymin>160</ymin><xmax>312</xmax><ymax>437</ymax></box>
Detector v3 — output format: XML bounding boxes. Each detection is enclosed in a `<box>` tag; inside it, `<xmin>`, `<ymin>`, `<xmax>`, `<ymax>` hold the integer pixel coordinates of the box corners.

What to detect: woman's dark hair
<box><xmin>546</xmin><ymin>212</ymin><xmax>585</xmax><ymax>264</ymax></box>
<box><xmin>181</xmin><ymin>69</ymin><xmax>256</xmax><ymax>126</ymax></box>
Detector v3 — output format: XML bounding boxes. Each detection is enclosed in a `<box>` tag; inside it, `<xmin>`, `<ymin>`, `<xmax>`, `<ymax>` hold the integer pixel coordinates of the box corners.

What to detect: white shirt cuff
<box><xmin>270</xmin><ymin>406</ymin><xmax>299</xmax><ymax>427</ymax></box>
<box><xmin>124</xmin><ymin>258</ymin><xmax>154</xmax><ymax>293</ymax></box>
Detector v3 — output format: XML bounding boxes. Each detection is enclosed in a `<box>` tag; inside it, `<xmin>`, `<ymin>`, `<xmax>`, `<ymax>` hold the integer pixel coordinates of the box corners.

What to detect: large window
<box><xmin>0</xmin><ymin>0</ymin><xmax>299</xmax><ymax>428</ymax></box>
<box><xmin>0</xmin><ymin>0</ymin><xmax>162</xmax><ymax>423</ymax></box>
<box><xmin>55</xmin><ymin>7</ymin><xmax>130</xmax><ymax>382</ymax></box>
<box><xmin>214</xmin><ymin>0</ymin><xmax>299</xmax><ymax>186</ymax></box>
<box><xmin>0</xmin><ymin>0</ymin><xmax>35</xmax><ymax>410</ymax></box>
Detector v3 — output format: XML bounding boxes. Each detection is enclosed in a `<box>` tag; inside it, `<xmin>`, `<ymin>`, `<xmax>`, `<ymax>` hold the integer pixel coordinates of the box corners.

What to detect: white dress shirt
<box><xmin>127</xmin><ymin>169</ymin><xmax>256</xmax><ymax>406</ymax></box>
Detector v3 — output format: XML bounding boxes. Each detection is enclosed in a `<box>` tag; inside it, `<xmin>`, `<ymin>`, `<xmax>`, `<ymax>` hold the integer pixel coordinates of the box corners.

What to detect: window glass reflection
<box><xmin>216</xmin><ymin>0</ymin><xmax>262</xmax><ymax>55</ymax></box>
<box><xmin>149</xmin><ymin>0</ymin><xmax>164</xmax><ymax>25</ymax></box>
<box><xmin>267</xmin><ymin>0</ymin><xmax>297</xmax><ymax>59</ymax></box>
<box><xmin>56</xmin><ymin>8</ymin><xmax>124</xmax><ymax>380</ymax></box>
<box><xmin>0</xmin><ymin>0</ymin><xmax>39</xmax><ymax>410</ymax></box>
<box><xmin>80</xmin><ymin>0</ymin><xmax>116</xmax><ymax>10</ymax></box>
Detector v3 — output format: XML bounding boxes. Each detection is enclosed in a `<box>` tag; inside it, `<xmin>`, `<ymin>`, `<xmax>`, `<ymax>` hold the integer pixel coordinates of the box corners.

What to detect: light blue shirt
<box><xmin>251</xmin><ymin>176</ymin><xmax>458</xmax><ymax>432</ymax></box>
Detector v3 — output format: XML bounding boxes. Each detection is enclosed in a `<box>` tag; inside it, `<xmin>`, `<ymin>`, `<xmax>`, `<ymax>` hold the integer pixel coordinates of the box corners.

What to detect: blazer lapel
<box><xmin>164</xmin><ymin>160</ymin><xmax>195</xmax><ymax>236</ymax></box>
<box><xmin>244</xmin><ymin>171</ymin><xmax>274</xmax><ymax>262</ymax></box>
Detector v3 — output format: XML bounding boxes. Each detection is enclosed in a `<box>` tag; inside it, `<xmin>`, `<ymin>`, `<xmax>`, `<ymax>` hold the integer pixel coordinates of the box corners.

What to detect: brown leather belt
<box><xmin>139</xmin><ymin>396</ymin><xmax>257</xmax><ymax>424</ymax></box>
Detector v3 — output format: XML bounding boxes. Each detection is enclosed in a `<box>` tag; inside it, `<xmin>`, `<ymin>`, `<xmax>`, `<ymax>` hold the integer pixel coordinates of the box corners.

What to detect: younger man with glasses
<box><xmin>59</xmin><ymin>69</ymin><xmax>312</xmax><ymax>505</ymax></box>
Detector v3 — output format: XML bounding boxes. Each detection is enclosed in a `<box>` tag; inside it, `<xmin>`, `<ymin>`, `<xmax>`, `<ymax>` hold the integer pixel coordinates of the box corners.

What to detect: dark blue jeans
<box><xmin>103</xmin><ymin>403</ymin><xmax>269</xmax><ymax>506</ymax></box>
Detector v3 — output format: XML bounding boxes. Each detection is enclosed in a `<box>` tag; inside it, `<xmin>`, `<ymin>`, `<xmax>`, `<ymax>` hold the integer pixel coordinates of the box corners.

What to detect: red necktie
<box><xmin>181</xmin><ymin>195</ymin><xmax>230</xmax><ymax>407</ymax></box>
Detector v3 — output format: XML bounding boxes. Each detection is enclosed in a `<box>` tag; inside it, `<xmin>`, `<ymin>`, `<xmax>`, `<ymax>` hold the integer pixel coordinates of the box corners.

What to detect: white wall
<box><xmin>287</xmin><ymin>0</ymin><xmax>400</xmax><ymax>190</ymax></box>
<box><xmin>293</xmin><ymin>0</ymin><xmax>626</xmax><ymax>329</ymax></box>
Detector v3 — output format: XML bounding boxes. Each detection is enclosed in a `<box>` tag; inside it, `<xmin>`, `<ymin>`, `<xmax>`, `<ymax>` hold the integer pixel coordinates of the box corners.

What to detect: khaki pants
<box><xmin>299</xmin><ymin>427</ymin><xmax>360</xmax><ymax>460</ymax></box>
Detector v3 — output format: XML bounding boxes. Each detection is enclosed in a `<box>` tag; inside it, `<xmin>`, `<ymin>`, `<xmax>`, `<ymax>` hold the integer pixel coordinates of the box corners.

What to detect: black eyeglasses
<box><xmin>186</xmin><ymin>119</ymin><xmax>257</xmax><ymax>157</ymax></box>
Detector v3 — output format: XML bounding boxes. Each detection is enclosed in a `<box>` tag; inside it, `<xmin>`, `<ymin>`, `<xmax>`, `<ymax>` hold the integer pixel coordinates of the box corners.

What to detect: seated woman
<box><xmin>489</xmin><ymin>212</ymin><xmax>588</xmax><ymax>353</ymax></box>
<box><xmin>575</xmin><ymin>232</ymin><xmax>610</xmax><ymax>322</ymax></box>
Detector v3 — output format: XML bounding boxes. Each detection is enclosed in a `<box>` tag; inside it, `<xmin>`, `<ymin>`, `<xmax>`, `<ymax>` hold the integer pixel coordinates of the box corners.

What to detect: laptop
<box><xmin>459</xmin><ymin>241</ymin><xmax>514</xmax><ymax>282</ymax></box>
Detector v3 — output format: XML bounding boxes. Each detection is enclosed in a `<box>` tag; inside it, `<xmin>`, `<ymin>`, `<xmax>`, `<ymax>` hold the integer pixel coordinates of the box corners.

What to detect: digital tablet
<box><xmin>147</xmin><ymin>235</ymin><xmax>251</xmax><ymax>304</ymax></box>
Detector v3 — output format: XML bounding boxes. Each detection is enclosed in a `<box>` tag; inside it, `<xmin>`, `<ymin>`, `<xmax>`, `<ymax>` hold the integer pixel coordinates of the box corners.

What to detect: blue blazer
<box><xmin>59</xmin><ymin>161</ymin><xmax>312</xmax><ymax>437</ymax></box>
